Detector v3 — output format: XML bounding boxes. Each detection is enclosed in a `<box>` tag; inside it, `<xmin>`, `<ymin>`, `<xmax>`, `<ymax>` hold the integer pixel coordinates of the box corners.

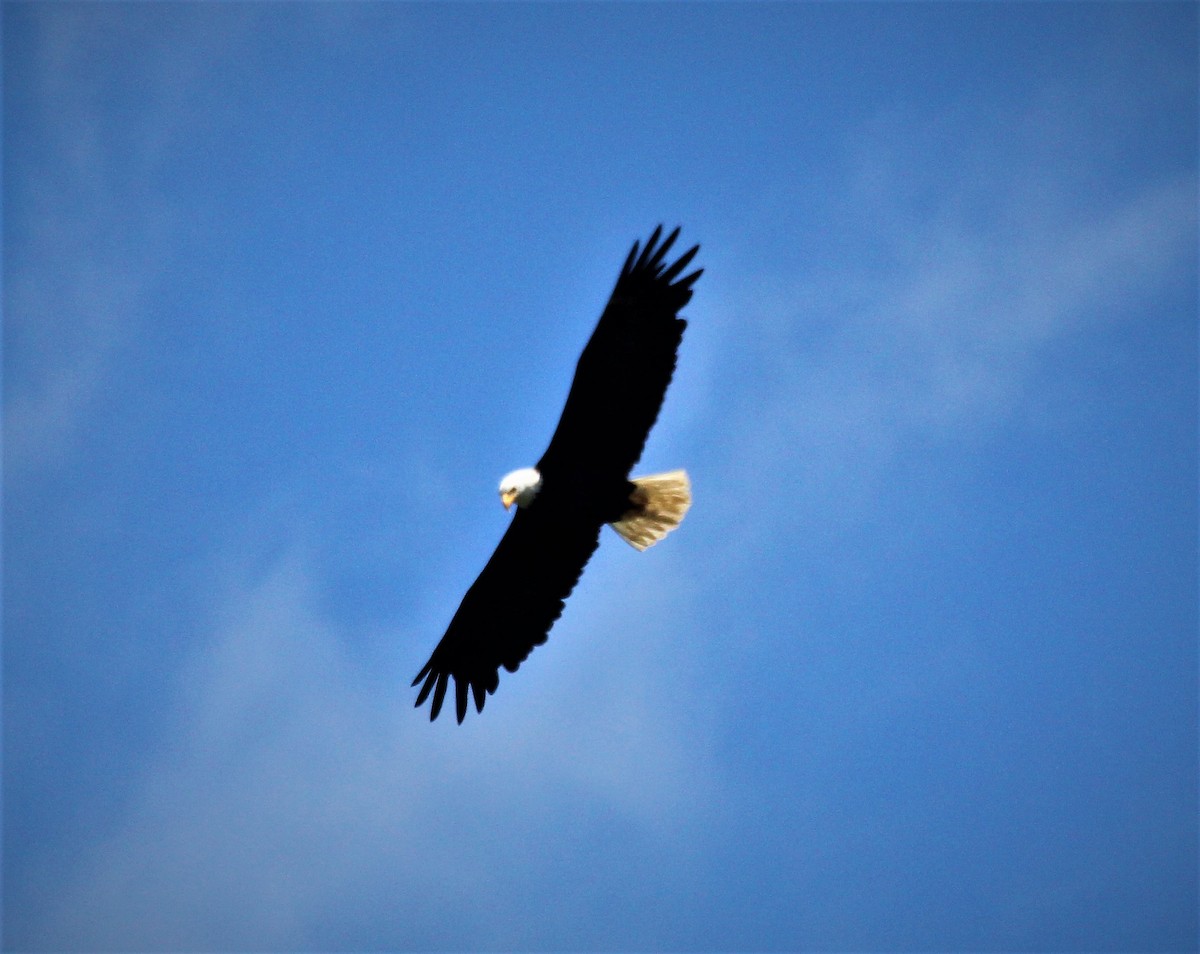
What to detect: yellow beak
<box><xmin>501</xmin><ymin>489</ymin><xmax>519</xmax><ymax>510</ymax></box>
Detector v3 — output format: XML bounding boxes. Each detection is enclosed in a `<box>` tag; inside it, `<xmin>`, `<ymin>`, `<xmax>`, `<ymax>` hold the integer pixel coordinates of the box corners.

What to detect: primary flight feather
<box><xmin>413</xmin><ymin>226</ymin><xmax>702</xmax><ymax>722</ymax></box>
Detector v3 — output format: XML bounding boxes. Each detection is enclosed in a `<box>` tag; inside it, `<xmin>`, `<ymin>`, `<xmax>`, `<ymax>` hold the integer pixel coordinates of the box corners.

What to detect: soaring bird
<box><xmin>413</xmin><ymin>226</ymin><xmax>701</xmax><ymax>722</ymax></box>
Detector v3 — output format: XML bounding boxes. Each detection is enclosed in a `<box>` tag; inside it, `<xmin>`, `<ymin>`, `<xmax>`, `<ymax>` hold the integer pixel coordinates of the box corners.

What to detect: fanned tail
<box><xmin>610</xmin><ymin>470</ymin><xmax>691</xmax><ymax>551</ymax></box>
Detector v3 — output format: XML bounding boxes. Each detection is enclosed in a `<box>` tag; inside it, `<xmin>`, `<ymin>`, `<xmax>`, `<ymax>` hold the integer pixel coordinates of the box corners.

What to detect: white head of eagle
<box><xmin>499</xmin><ymin>467</ymin><xmax>542</xmax><ymax>510</ymax></box>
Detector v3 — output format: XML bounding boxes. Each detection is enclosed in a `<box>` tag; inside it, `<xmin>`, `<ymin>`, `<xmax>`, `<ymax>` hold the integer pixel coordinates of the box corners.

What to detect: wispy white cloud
<box><xmin>699</xmin><ymin>135</ymin><xmax>1194</xmax><ymax>555</ymax></box>
<box><xmin>29</xmin><ymin>557</ymin><xmax>384</xmax><ymax>949</ymax></box>
<box><xmin>4</xmin><ymin>8</ymin><xmax>254</xmax><ymax>478</ymax></box>
<box><xmin>28</xmin><ymin>544</ymin><xmax>714</xmax><ymax>951</ymax></box>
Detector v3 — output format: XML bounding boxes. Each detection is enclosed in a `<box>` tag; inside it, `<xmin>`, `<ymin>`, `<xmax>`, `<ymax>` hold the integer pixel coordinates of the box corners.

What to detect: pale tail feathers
<box><xmin>610</xmin><ymin>470</ymin><xmax>692</xmax><ymax>551</ymax></box>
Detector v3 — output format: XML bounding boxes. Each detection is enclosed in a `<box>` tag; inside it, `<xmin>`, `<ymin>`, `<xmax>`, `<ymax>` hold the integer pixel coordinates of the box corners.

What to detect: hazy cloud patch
<box><xmin>4</xmin><ymin>7</ymin><xmax>253</xmax><ymax>478</ymax></box>
<box><xmin>34</xmin><ymin>545</ymin><xmax>714</xmax><ymax>950</ymax></box>
<box><xmin>706</xmin><ymin>163</ymin><xmax>1194</xmax><ymax>555</ymax></box>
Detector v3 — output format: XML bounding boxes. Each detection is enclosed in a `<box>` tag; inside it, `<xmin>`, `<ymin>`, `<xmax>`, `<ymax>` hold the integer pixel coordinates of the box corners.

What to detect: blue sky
<box><xmin>3</xmin><ymin>3</ymin><xmax>1196</xmax><ymax>951</ymax></box>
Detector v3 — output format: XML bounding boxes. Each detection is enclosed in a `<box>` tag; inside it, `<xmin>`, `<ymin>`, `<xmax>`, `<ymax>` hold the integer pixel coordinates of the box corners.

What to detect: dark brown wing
<box><xmin>412</xmin><ymin>498</ymin><xmax>601</xmax><ymax>722</ymax></box>
<box><xmin>536</xmin><ymin>226</ymin><xmax>702</xmax><ymax>483</ymax></box>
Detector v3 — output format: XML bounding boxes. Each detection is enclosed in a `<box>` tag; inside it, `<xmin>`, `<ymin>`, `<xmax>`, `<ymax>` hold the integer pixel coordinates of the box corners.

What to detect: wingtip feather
<box><xmin>660</xmin><ymin>243</ymin><xmax>699</xmax><ymax>284</ymax></box>
<box><xmin>455</xmin><ymin>678</ymin><xmax>468</xmax><ymax>723</ymax></box>
<box><xmin>622</xmin><ymin>239</ymin><xmax>640</xmax><ymax>276</ymax></box>
<box><xmin>430</xmin><ymin>671</ymin><xmax>448</xmax><ymax>721</ymax></box>
<box><xmin>635</xmin><ymin>225</ymin><xmax>664</xmax><ymax>270</ymax></box>
<box><xmin>655</xmin><ymin>226</ymin><xmax>681</xmax><ymax>267</ymax></box>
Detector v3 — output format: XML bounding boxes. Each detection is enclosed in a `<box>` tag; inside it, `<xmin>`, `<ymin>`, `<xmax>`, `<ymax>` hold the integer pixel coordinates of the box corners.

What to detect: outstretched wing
<box><xmin>536</xmin><ymin>225</ymin><xmax>702</xmax><ymax>482</ymax></box>
<box><xmin>412</xmin><ymin>499</ymin><xmax>601</xmax><ymax>722</ymax></box>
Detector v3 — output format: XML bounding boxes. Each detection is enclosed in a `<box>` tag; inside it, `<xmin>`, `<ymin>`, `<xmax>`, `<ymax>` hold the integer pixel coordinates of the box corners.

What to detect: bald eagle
<box><xmin>413</xmin><ymin>226</ymin><xmax>702</xmax><ymax>722</ymax></box>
